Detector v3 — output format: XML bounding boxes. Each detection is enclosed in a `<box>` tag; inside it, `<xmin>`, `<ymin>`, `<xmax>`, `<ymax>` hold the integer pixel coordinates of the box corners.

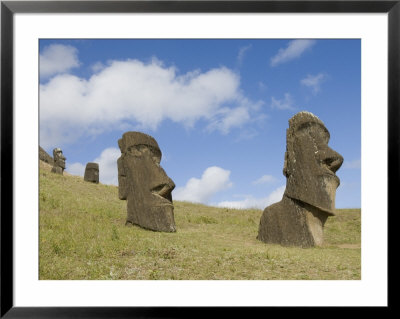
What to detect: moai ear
<box><xmin>117</xmin><ymin>157</ymin><xmax>128</xmax><ymax>200</ymax></box>
<box><xmin>283</xmin><ymin>151</ymin><xmax>289</xmax><ymax>177</ymax></box>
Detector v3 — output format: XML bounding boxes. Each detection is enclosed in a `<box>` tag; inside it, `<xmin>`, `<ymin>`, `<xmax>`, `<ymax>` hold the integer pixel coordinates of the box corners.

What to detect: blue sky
<box><xmin>39</xmin><ymin>39</ymin><xmax>361</xmax><ymax>209</ymax></box>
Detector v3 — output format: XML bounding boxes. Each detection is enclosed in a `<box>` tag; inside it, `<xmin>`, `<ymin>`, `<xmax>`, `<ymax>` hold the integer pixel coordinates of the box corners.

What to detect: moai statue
<box><xmin>257</xmin><ymin>111</ymin><xmax>343</xmax><ymax>247</ymax></box>
<box><xmin>117</xmin><ymin>132</ymin><xmax>176</xmax><ymax>232</ymax></box>
<box><xmin>39</xmin><ymin>146</ymin><xmax>54</xmax><ymax>165</ymax></box>
<box><xmin>84</xmin><ymin>162</ymin><xmax>99</xmax><ymax>183</ymax></box>
<box><xmin>51</xmin><ymin>148</ymin><xmax>66</xmax><ymax>175</ymax></box>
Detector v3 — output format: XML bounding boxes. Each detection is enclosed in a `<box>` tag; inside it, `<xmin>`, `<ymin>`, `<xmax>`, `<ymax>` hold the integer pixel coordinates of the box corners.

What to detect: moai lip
<box><xmin>257</xmin><ymin>111</ymin><xmax>343</xmax><ymax>247</ymax></box>
<box><xmin>117</xmin><ymin>131</ymin><xmax>176</xmax><ymax>232</ymax></box>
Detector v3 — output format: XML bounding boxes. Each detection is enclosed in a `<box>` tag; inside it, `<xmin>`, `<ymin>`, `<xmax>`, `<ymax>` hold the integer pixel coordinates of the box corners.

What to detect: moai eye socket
<box><xmin>127</xmin><ymin>144</ymin><xmax>161</xmax><ymax>164</ymax></box>
<box><xmin>126</xmin><ymin>146</ymin><xmax>143</xmax><ymax>157</ymax></box>
<box><xmin>152</xmin><ymin>155</ymin><xmax>161</xmax><ymax>165</ymax></box>
<box><xmin>150</xmin><ymin>147</ymin><xmax>161</xmax><ymax>165</ymax></box>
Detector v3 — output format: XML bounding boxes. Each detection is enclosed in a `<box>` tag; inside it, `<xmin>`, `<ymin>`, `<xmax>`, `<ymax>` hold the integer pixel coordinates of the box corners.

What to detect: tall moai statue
<box><xmin>257</xmin><ymin>111</ymin><xmax>343</xmax><ymax>247</ymax></box>
<box><xmin>117</xmin><ymin>132</ymin><xmax>176</xmax><ymax>232</ymax></box>
<box><xmin>84</xmin><ymin>162</ymin><xmax>99</xmax><ymax>183</ymax></box>
<box><xmin>51</xmin><ymin>148</ymin><xmax>66</xmax><ymax>175</ymax></box>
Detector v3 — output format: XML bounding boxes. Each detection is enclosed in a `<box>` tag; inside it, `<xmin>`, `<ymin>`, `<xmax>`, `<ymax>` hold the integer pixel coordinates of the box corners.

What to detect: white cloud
<box><xmin>301</xmin><ymin>73</ymin><xmax>327</xmax><ymax>94</ymax></box>
<box><xmin>40</xmin><ymin>55</ymin><xmax>262</xmax><ymax>149</ymax></box>
<box><xmin>270</xmin><ymin>93</ymin><xmax>295</xmax><ymax>110</ymax></box>
<box><xmin>217</xmin><ymin>185</ymin><xmax>285</xmax><ymax>209</ymax></box>
<box><xmin>40</xmin><ymin>44</ymin><xmax>80</xmax><ymax>78</ymax></box>
<box><xmin>252</xmin><ymin>174</ymin><xmax>277</xmax><ymax>185</ymax></box>
<box><xmin>206</xmin><ymin>106</ymin><xmax>251</xmax><ymax>134</ymax></box>
<box><xmin>270</xmin><ymin>40</ymin><xmax>316</xmax><ymax>67</ymax></box>
<box><xmin>173</xmin><ymin>166</ymin><xmax>233</xmax><ymax>203</ymax></box>
<box><xmin>237</xmin><ymin>44</ymin><xmax>252</xmax><ymax>65</ymax></box>
<box><xmin>343</xmin><ymin>158</ymin><xmax>361</xmax><ymax>169</ymax></box>
<box><xmin>65</xmin><ymin>147</ymin><xmax>120</xmax><ymax>185</ymax></box>
<box><xmin>91</xmin><ymin>61</ymin><xmax>106</xmax><ymax>73</ymax></box>
<box><xmin>93</xmin><ymin>147</ymin><xmax>121</xmax><ymax>185</ymax></box>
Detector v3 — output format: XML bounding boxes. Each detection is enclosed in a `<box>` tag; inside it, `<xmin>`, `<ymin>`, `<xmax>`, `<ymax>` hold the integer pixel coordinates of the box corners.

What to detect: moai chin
<box><xmin>117</xmin><ymin>131</ymin><xmax>176</xmax><ymax>232</ymax></box>
<box><xmin>257</xmin><ymin>111</ymin><xmax>343</xmax><ymax>247</ymax></box>
<box><xmin>84</xmin><ymin>162</ymin><xmax>99</xmax><ymax>183</ymax></box>
<box><xmin>51</xmin><ymin>148</ymin><xmax>66</xmax><ymax>175</ymax></box>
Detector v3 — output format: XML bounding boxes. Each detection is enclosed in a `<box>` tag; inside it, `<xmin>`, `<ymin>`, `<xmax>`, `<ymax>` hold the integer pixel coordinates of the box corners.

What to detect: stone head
<box><xmin>84</xmin><ymin>162</ymin><xmax>99</xmax><ymax>183</ymax></box>
<box><xmin>52</xmin><ymin>148</ymin><xmax>66</xmax><ymax>169</ymax></box>
<box><xmin>283</xmin><ymin>111</ymin><xmax>343</xmax><ymax>215</ymax></box>
<box><xmin>117</xmin><ymin>131</ymin><xmax>176</xmax><ymax>232</ymax></box>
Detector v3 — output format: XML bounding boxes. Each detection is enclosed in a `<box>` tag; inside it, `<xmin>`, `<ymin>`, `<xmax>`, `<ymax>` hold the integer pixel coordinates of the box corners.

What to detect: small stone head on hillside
<box><xmin>84</xmin><ymin>162</ymin><xmax>99</xmax><ymax>184</ymax></box>
<box><xmin>51</xmin><ymin>147</ymin><xmax>66</xmax><ymax>175</ymax></box>
<box><xmin>283</xmin><ymin>111</ymin><xmax>343</xmax><ymax>215</ymax></box>
<box><xmin>117</xmin><ymin>131</ymin><xmax>176</xmax><ymax>232</ymax></box>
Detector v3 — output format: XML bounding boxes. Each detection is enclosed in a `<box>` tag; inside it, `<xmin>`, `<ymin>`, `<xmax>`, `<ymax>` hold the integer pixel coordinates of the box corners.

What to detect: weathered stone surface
<box><xmin>51</xmin><ymin>148</ymin><xmax>66</xmax><ymax>175</ymax></box>
<box><xmin>117</xmin><ymin>131</ymin><xmax>176</xmax><ymax>232</ymax></box>
<box><xmin>84</xmin><ymin>162</ymin><xmax>99</xmax><ymax>183</ymax></box>
<box><xmin>257</xmin><ymin>111</ymin><xmax>343</xmax><ymax>247</ymax></box>
<box><xmin>39</xmin><ymin>146</ymin><xmax>53</xmax><ymax>165</ymax></box>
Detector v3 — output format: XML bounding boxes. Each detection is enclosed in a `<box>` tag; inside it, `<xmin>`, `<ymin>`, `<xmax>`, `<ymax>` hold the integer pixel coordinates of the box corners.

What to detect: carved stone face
<box><xmin>117</xmin><ymin>132</ymin><xmax>176</xmax><ymax>232</ymax></box>
<box><xmin>53</xmin><ymin>148</ymin><xmax>66</xmax><ymax>169</ymax></box>
<box><xmin>283</xmin><ymin>112</ymin><xmax>343</xmax><ymax>215</ymax></box>
<box><xmin>84</xmin><ymin>162</ymin><xmax>99</xmax><ymax>183</ymax></box>
<box><xmin>51</xmin><ymin>148</ymin><xmax>66</xmax><ymax>175</ymax></box>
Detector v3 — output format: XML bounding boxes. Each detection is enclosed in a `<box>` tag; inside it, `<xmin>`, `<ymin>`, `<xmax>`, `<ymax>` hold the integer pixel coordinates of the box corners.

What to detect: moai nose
<box><xmin>322</xmin><ymin>148</ymin><xmax>343</xmax><ymax>173</ymax></box>
<box><xmin>150</xmin><ymin>166</ymin><xmax>175</xmax><ymax>201</ymax></box>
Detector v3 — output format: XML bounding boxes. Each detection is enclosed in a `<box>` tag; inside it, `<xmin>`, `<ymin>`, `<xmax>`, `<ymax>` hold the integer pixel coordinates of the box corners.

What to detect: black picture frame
<box><xmin>1</xmin><ymin>0</ymin><xmax>395</xmax><ymax>317</ymax></box>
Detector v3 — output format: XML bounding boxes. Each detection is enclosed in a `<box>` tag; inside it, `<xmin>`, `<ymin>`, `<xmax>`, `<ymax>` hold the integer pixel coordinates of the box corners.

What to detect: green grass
<box><xmin>39</xmin><ymin>162</ymin><xmax>361</xmax><ymax>280</ymax></box>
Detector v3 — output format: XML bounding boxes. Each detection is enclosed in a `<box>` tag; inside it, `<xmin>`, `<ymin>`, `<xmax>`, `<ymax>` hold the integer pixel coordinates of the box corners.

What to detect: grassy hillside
<box><xmin>39</xmin><ymin>161</ymin><xmax>361</xmax><ymax>280</ymax></box>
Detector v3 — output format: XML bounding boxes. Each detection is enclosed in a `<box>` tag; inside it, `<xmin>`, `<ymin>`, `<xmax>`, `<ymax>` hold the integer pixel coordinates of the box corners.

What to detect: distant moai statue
<box><xmin>257</xmin><ymin>111</ymin><xmax>343</xmax><ymax>247</ymax></box>
<box><xmin>39</xmin><ymin>146</ymin><xmax>54</xmax><ymax>165</ymax></box>
<box><xmin>84</xmin><ymin>162</ymin><xmax>99</xmax><ymax>183</ymax></box>
<box><xmin>117</xmin><ymin>132</ymin><xmax>176</xmax><ymax>232</ymax></box>
<box><xmin>51</xmin><ymin>148</ymin><xmax>66</xmax><ymax>175</ymax></box>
